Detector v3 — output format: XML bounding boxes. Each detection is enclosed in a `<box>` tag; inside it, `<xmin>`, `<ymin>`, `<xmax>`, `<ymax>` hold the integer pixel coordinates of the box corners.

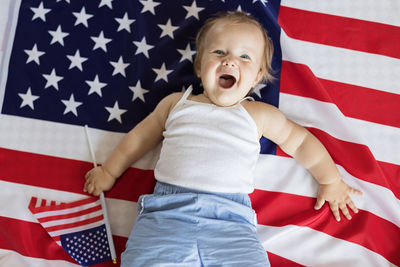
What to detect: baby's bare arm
<box><xmin>247</xmin><ymin>101</ymin><xmax>362</xmax><ymax>221</ymax></box>
<box><xmin>84</xmin><ymin>93</ymin><xmax>182</xmax><ymax>195</ymax></box>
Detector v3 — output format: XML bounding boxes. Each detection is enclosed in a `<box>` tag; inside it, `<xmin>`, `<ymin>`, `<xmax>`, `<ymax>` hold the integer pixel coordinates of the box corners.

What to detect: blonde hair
<box><xmin>194</xmin><ymin>11</ymin><xmax>275</xmax><ymax>84</ymax></box>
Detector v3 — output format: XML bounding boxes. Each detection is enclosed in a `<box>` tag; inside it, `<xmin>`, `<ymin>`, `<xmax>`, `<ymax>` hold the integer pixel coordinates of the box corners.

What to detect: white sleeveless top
<box><xmin>154</xmin><ymin>86</ymin><xmax>260</xmax><ymax>193</ymax></box>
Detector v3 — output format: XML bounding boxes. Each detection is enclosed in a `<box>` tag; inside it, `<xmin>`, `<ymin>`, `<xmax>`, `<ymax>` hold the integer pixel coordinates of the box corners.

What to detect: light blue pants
<box><xmin>121</xmin><ymin>182</ymin><xmax>270</xmax><ymax>267</ymax></box>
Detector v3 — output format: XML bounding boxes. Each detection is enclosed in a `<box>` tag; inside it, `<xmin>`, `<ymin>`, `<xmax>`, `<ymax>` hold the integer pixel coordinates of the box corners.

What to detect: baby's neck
<box><xmin>188</xmin><ymin>93</ymin><xmax>213</xmax><ymax>104</ymax></box>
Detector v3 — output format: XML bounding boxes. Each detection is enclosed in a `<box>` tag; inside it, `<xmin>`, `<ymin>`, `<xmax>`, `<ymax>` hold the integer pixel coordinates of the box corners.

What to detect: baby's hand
<box><xmin>314</xmin><ymin>179</ymin><xmax>362</xmax><ymax>221</ymax></box>
<box><xmin>84</xmin><ymin>166</ymin><xmax>116</xmax><ymax>196</ymax></box>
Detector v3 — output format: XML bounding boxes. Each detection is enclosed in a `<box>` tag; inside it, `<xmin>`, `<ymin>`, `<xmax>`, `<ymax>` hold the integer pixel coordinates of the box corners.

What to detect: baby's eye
<box><xmin>213</xmin><ymin>50</ymin><xmax>224</xmax><ymax>55</ymax></box>
<box><xmin>240</xmin><ymin>54</ymin><xmax>250</xmax><ymax>60</ymax></box>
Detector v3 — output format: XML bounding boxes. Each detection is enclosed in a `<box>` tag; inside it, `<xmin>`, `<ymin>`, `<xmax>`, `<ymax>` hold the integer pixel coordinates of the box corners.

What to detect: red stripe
<box><xmin>0</xmin><ymin>147</ymin><xmax>156</xmax><ymax>202</ymax></box>
<box><xmin>276</xmin><ymin>127</ymin><xmax>400</xmax><ymax>199</ymax></box>
<box><xmin>278</xmin><ymin>6</ymin><xmax>400</xmax><ymax>59</ymax></box>
<box><xmin>0</xmin><ymin>216</ymin><xmax>126</xmax><ymax>266</ymax></box>
<box><xmin>280</xmin><ymin>60</ymin><xmax>400</xmax><ymax>127</ymax></box>
<box><xmin>0</xmin><ymin>216</ymin><xmax>74</xmax><ymax>262</ymax></box>
<box><xmin>250</xmin><ymin>190</ymin><xmax>400</xmax><ymax>266</ymax></box>
<box><xmin>30</xmin><ymin>196</ymin><xmax>98</xmax><ymax>214</ymax></box>
<box><xmin>45</xmin><ymin>214</ymin><xmax>104</xmax><ymax>233</ymax></box>
<box><xmin>267</xmin><ymin>252</ymin><xmax>305</xmax><ymax>267</ymax></box>
<box><xmin>29</xmin><ymin>197</ymin><xmax>38</xmax><ymax>209</ymax></box>
<box><xmin>37</xmin><ymin>205</ymin><xmax>103</xmax><ymax>223</ymax></box>
<box><xmin>40</xmin><ymin>199</ymin><xmax>47</xmax><ymax>207</ymax></box>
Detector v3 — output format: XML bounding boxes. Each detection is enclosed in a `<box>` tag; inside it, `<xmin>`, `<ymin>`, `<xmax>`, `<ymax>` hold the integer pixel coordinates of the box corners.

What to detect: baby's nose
<box><xmin>222</xmin><ymin>58</ymin><xmax>236</xmax><ymax>68</ymax></box>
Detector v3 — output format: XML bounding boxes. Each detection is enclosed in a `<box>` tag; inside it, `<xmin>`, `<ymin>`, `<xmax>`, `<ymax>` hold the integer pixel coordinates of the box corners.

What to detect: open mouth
<box><xmin>218</xmin><ymin>74</ymin><xmax>236</xmax><ymax>89</ymax></box>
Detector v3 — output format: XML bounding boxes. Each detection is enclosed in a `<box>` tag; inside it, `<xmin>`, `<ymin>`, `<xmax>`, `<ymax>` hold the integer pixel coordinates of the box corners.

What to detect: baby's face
<box><xmin>196</xmin><ymin>20</ymin><xmax>264</xmax><ymax>107</ymax></box>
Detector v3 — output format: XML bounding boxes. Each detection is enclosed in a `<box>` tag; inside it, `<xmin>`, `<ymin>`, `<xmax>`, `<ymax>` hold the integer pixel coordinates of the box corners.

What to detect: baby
<box><xmin>84</xmin><ymin>11</ymin><xmax>362</xmax><ymax>266</ymax></box>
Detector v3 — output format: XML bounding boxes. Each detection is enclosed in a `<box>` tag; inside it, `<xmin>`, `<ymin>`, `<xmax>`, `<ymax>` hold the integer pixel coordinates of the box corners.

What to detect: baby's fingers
<box><xmin>346</xmin><ymin>197</ymin><xmax>359</xmax><ymax>214</ymax></box>
<box><xmin>314</xmin><ymin>197</ymin><xmax>325</xmax><ymax>210</ymax></box>
<box><xmin>329</xmin><ymin>202</ymin><xmax>341</xmax><ymax>221</ymax></box>
<box><xmin>339</xmin><ymin>203</ymin><xmax>352</xmax><ymax>220</ymax></box>
<box><xmin>348</xmin><ymin>187</ymin><xmax>363</xmax><ymax>195</ymax></box>
<box><xmin>86</xmin><ymin>182</ymin><xmax>96</xmax><ymax>195</ymax></box>
<box><xmin>85</xmin><ymin>169</ymin><xmax>92</xmax><ymax>180</ymax></box>
<box><xmin>83</xmin><ymin>178</ymin><xmax>90</xmax><ymax>192</ymax></box>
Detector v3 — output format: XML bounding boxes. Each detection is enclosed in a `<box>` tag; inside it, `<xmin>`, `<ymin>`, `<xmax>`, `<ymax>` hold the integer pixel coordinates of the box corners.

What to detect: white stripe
<box><xmin>0</xmin><ymin>114</ymin><xmax>160</xmax><ymax>170</ymax></box>
<box><xmin>34</xmin><ymin>200</ymin><xmax>101</xmax><ymax>219</ymax></box>
<box><xmin>281</xmin><ymin>0</ymin><xmax>400</xmax><ymax>27</ymax></box>
<box><xmin>257</xmin><ymin>224</ymin><xmax>396</xmax><ymax>267</ymax></box>
<box><xmin>0</xmin><ymin>249</ymin><xmax>78</xmax><ymax>267</ymax></box>
<box><xmin>0</xmin><ymin>0</ymin><xmax>13</xmax><ymax>52</ymax></box>
<box><xmin>105</xmin><ymin>197</ymin><xmax>137</xmax><ymax>237</ymax></box>
<box><xmin>279</xmin><ymin>93</ymin><xmax>400</xmax><ymax>165</ymax></box>
<box><xmin>35</xmin><ymin>199</ymin><xmax>42</xmax><ymax>208</ymax></box>
<box><xmin>0</xmin><ymin>0</ymin><xmax>21</xmax><ymax>112</ymax></box>
<box><xmin>48</xmin><ymin>221</ymin><xmax>104</xmax><ymax>237</ymax></box>
<box><xmin>41</xmin><ymin>210</ymin><xmax>103</xmax><ymax>228</ymax></box>
<box><xmin>280</xmin><ymin>30</ymin><xmax>400</xmax><ymax>95</ymax></box>
<box><xmin>254</xmin><ymin>154</ymin><xmax>400</xmax><ymax>228</ymax></box>
<box><xmin>0</xmin><ymin>180</ymin><xmax>136</xmax><ymax>237</ymax></box>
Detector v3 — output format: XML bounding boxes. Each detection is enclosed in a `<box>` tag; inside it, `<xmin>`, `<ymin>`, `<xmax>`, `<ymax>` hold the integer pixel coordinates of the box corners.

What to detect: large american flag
<box><xmin>0</xmin><ymin>0</ymin><xmax>399</xmax><ymax>266</ymax></box>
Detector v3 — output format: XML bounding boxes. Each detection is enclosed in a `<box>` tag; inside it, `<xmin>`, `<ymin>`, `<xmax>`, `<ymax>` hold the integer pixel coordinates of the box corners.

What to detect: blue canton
<box><xmin>2</xmin><ymin>0</ymin><xmax>282</xmax><ymax>153</ymax></box>
<box><xmin>60</xmin><ymin>224</ymin><xmax>111</xmax><ymax>266</ymax></box>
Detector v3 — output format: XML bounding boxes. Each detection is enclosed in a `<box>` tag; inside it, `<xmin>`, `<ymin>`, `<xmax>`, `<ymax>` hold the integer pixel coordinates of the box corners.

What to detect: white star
<box><xmin>252</xmin><ymin>83</ymin><xmax>266</xmax><ymax>98</ymax></box>
<box><xmin>67</xmin><ymin>50</ymin><xmax>88</xmax><ymax>71</ymax></box>
<box><xmin>152</xmin><ymin>63</ymin><xmax>173</xmax><ymax>83</ymax></box>
<box><xmin>129</xmin><ymin>81</ymin><xmax>149</xmax><ymax>102</ymax></box>
<box><xmin>24</xmin><ymin>44</ymin><xmax>45</xmax><ymax>65</ymax></box>
<box><xmin>86</xmin><ymin>75</ymin><xmax>107</xmax><ymax>97</ymax></box>
<box><xmin>91</xmin><ymin>31</ymin><xmax>112</xmax><ymax>52</ymax></box>
<box><xmin>105</xmin><ymin>101</ymin><xmax>127</xmax><ymax>123</ymax></box>
<box><xmin>99</xmin><ymin>0</ymin><xmax>113</xmax><ymax>9</ymax></box>
<box><xmin>18</xmin><ymin>88</ymin><xmax>39</xmax><ymax>109</ymax></box>
<box><xmin>110</xmin><ymin>56</ymin><xmax>130</xmax><ymax>77</ymax></box>
<box><xmin>43</xmin><ymin>68</ymin><xmax>63</xmax><ymax>90</ymax></box>
<box><xmin>253</xmin><ymin>0</ymin><xmax>268</xmax><ymax>5</ymax></box>
<box><xmin>61</xmin><ymin>94</ymin><xmax>82</xmax><ymax>116</ymax></box>
<box><xmin>177</xmin><ymin>43</ymin><xmax>196</xmax><ymax>63</ymax></box>
<box><xmin>183</xmin><ymin>1</ymin><xmax>204</xmax><ymax>20</ymax></box>
<box><xmin>158</xmin><ymin>19</ymin><xmax>179</xmax><ymax>39</ymax></box>
<box><xmin>236</xmin><ymin>6</ymin><xmax>250</xmax><ymax>14</ymax></box>
<box><xmin>48</xmin><ymin>25</ymin><xmax>69</xmax><ymax>46</ymax></box>
<box><xmin>133</xmin><ymin>37</ymin><xmax>154</xmax><ymax>58</ymax></box>
<box><xmin>30</xmin><ymin>2</ymin><xmax>51</xmax><ymax>22</ymax></box>
<box><xmin>115</xmin><ymin>12</ymin><xmax>135</xmax><ymax>33</ymax></box>
<box><xmin>139</xmin><ymin>0</ymin><xmax>161</xmax><ymax>15</ymax></box>
<box><xmin>72</xmin><ymin>7</ymin><xmax>93</xmax><ymax>28</ymax></box>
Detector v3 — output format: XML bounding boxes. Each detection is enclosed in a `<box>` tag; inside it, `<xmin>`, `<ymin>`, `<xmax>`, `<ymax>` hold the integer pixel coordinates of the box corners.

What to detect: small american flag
<box><xmin>29</xmin><ymin>196</ymin><xmax>113</xmax><ymax>266</ymax></box>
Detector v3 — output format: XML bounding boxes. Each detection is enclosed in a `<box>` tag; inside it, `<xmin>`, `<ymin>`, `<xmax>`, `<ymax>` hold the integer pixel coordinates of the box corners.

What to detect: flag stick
<box><xmin>84</xmin><ymin>125</ymin><xmax>117</xmax><ymax>264</ymax></box>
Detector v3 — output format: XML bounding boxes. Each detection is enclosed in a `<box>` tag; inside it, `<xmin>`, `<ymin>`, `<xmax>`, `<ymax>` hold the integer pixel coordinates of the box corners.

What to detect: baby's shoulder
<box><xmin>158</xmin><ymin>92</ymin><xmax>184</xmax><ymax>109</ymax></box>
<box><xmin>152</xmin><ymin>92</ymin><xmax>185</xmax><ymax>126</ymax></box>
<box><xmin>242</xmin><ymin>100</ymin><xmax>288</xmax><ymax>138</ymax></box>
<box><xmin>242</xmin><ymin>100</ymin><xmax>280</xmax><ymax>117</ymax></box>
<box><xmin>164</xmin><ymin>91</ymin><xmax>185</xmax><ymax>102</ymax></box>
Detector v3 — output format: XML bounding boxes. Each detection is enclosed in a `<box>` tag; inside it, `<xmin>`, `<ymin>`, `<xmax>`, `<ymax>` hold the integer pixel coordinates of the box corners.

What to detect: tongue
<box><xmin>219</xmin><ymin>76</ymin><xmax>235</xmax><ymax>89</ymax></box>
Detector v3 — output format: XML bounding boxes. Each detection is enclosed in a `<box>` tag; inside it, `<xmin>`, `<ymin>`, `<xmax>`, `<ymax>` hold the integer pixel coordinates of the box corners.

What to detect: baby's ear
<box><xmin>194</xmin><ymin>60</ymin><xmax>201</xmax><ymax>78</ymax></box>
<box><xmin>253</xmin><ymin>69</ymin><xmax>263</xmax><ymax>87</ymax></box>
